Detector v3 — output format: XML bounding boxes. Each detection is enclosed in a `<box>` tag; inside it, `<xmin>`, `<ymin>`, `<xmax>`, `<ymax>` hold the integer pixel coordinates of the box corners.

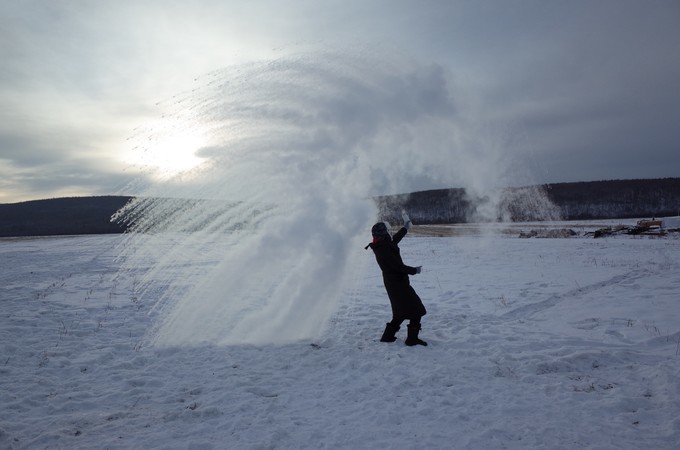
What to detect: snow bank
<box><xmin>662</xmin><ymin>216</ymin><xmax>680</xmax><ymax>229</ymax></box>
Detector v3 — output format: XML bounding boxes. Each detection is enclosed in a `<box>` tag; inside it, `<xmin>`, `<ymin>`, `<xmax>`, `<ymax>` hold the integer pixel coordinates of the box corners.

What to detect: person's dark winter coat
<box><xmin>367</xmin><ymin>226</ymin><xmax>427</xmax><ymax>320</ymax></box>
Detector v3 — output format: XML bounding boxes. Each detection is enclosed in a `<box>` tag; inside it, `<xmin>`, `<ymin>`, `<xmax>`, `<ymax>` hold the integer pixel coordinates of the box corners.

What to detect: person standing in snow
<box><xmin>365</xmin><ymin>211</ymin><xmax>427</xmax><ymax>346</ymax></box>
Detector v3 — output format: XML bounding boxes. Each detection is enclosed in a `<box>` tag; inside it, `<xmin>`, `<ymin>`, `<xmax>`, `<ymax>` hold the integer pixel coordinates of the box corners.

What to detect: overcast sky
<box><xmin>1</xmin><ymin>0</ymin><xmax>679</xmax><ymax>203</ymax></box>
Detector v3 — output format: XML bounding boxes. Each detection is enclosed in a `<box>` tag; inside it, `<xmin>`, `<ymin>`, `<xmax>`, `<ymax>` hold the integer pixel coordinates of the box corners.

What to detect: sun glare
<box><xmin>151</xmin><ymin>130</ymin><xmax>206</xmax><ymax>173</ymax></box>
<box><xmin>126</xmin><ymin>119</ymin><xmax>208</xmax><ymax>176</ymax></box>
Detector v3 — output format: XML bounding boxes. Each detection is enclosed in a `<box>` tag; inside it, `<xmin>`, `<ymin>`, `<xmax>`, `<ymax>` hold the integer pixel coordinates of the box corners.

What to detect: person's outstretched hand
<box><xmin>402</xmin><ymin>211</ymin><xmax>412</xmax><ymax>230</ymax></box>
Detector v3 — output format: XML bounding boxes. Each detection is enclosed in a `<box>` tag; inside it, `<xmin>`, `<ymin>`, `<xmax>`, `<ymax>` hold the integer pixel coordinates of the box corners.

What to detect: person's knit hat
<box><xmin>371</xmin><ymin>222</ymin><xmax>390</xmax><ymax>239</ymax></box>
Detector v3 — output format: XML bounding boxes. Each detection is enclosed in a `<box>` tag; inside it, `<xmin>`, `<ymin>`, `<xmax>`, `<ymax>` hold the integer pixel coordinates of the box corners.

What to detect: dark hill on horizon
<box><xmin>1</xmin><ymin>179</ymin><xmax>679</xmax><ymax>237</ymax></box>
<box><xmin>376</xmin><ymin>178</ymin><xmax>680</xmax><ymax>225</ymax></box>
<box><xmin>0</xmin><ymin>196</ymin><xmax>133</xmax><ymax>238</ymax></box>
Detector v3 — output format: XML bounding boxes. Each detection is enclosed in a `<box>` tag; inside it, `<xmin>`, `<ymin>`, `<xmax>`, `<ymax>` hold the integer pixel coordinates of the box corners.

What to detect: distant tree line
<box><xmin>544</xmin><ymin>178</ymin><xmax>680</xmax><ymax>220</ymax></box>
<box><xmin>377</xmin><ymin>178</ymin><xmax>680</xmax><ymax>224</ymax></box>
<box><xmin>1</xmin><ymin>179</ymin><xmax>679</xmax><ymax>237</ymax></box>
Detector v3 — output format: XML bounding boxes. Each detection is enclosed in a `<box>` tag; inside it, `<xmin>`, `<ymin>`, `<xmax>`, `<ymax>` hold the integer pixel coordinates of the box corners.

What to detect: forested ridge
<box><xmin>376</xmin><ymin>178</ymin><xmax>680</xmax><ymax>224</ymax></box>
<box><xmin>0</xmin><ymin>196</ymin><xmax>132</xmax><ymax>237</ymax></box>
<box><xmin>1</xmin><ymin>179</ymin><xmax>679</xmax><ymax>237</ymax></box>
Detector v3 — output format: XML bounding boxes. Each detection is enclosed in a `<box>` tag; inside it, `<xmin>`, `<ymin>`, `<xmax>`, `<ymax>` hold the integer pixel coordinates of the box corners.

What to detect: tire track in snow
<box><xmin>501</xmin><ymin>266</ymin><xmax>658</xmax><ymax>320</ymax></box>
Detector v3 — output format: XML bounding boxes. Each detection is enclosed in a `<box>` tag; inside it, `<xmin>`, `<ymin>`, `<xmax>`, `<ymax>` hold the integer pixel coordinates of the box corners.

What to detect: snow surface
<box><xmin>1</xmin><ymin>231</ymin><xmax>680</xmax><ymax>449</ymax></box>
<box><xmin>662</xmin><ymin>216</ymin><xmax>680</xmax><ymax>229</ymax></box>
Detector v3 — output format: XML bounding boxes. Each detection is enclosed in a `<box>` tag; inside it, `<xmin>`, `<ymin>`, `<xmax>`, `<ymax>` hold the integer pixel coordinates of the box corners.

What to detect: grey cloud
<box><xmin>1</xmin><ymin>154</ymin><xmax>141</xmax><ymax>203</ymax></box>
<box><xmin>0</xmin><ymin>134</ymin><xmax>61</xmax><ymax>168</ymax></box>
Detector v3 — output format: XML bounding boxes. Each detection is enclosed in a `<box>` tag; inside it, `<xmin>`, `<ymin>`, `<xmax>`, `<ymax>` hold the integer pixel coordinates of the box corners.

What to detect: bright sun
<box><xmin>126</xmin><ymin>119</ymin><xmax>208</xmax><ymax>176</ymax></box>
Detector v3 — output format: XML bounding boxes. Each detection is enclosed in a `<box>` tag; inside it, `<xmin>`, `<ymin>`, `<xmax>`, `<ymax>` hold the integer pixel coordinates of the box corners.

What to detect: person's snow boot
<box><xmin>380</xmin><ymin>322</ymin><xmax>400</xmax><ymax>342</ymax></box>
<box><xmin>405</xmin><ymin>323</ymin><xmax>428</xmax><ymax>346</ymax></box>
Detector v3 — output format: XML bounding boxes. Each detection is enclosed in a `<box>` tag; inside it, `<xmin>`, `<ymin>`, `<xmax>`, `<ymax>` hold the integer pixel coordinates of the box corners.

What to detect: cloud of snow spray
<box><xmin>115</xmin><ymin>49</ymin><xmax>557</xmax><ymax>346</ymax></box>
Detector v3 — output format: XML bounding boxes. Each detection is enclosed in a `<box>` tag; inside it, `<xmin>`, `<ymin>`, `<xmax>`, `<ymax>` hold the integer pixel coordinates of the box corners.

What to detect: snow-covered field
<box><xmin>2</xmin><ymin>230</ymin><xmax>680</xmax><ymax>449</ymax></box>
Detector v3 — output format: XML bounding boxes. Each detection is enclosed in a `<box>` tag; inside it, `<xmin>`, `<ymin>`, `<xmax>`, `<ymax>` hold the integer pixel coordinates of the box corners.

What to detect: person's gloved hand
<box><xmin>415</xmin><ymin>266</ymin><xmax>422</xmax><ymax>274</ymax></box>
<box><xmin>401</xmin><ymin>211</ymin><xmax>412</xmax><ymax>230</ymax></box>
